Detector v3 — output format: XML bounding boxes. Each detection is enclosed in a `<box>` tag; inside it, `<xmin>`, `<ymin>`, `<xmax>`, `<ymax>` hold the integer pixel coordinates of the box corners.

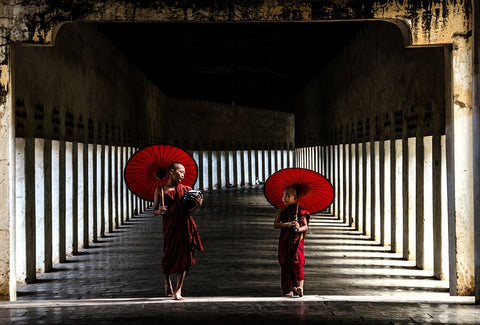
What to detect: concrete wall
<box><xmin>164</xmin><ymin>98</ymin><xmax>294</xmax><ymax>150</ymax></box>
<box><xmin>13</xmin><ymin>22</ymin><xmax>166</xmax><ymax>146</ymax></box>
<box><xmin>295</xmin><ymin>20</ymin><xmax>450</xmax><ymax>282</ymax></box>
<box><xmin>11</xmin><ymin>20</ymin><xmax>295</xmax><ymax>288</ymax></box>
<box><xmin>13</xmin><ymin>22</ymin><xmax>294</xmax><ymax>151</ymax></box>
<box><xmin>295</xmin><ymin>21</ymin><xmax>446</xmax><ymax>146</ymax></box>
<box><xmin>0</xmin><ymin>0</ymin><xmax>475</xmax><ymax>301</ymax></box>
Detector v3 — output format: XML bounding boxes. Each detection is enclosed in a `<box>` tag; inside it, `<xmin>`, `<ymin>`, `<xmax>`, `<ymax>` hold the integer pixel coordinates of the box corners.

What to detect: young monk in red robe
<box><xmin>153</xmin><ymin>162</ymin><xmax>203</xmax><ymax>300</ymax></box>
<box><xmin>274</xmin><ymin>185</ymin><xmax>310</xmax><ymax>297</ymax></box>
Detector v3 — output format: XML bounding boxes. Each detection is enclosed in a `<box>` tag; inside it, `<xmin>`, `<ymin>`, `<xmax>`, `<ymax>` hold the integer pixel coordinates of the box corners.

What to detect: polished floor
<box><xmin>1</xmin><ymin>186</ymin><xmax>479</xmax><ymax>324</ymax></box>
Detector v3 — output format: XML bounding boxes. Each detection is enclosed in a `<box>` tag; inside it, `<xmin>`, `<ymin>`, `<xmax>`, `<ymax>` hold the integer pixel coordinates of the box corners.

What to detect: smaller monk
<box><xmin>273</xmin><ymin>185</ymin><xmax>310</xmax><ymax>297</ymax></box>
<box><xmin>153</xmin><ymin>162</ymin><xmax>204</xmax><ymax>300</ymax></box>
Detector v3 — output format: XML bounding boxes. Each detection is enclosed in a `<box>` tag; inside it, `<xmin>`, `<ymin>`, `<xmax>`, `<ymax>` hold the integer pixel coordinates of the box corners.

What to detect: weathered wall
<box><xmin>164</xmin><ymin>98</ymin><xmax>294</xmax><ymax>150</ymax></box>
<box><xmin>296</xmin><ymin>21</ymin><xmax>446</xmax><ymax>147</ymax></box>
<box><xmin>0</xmin><ymin>0</ymin><xmax>474</xmax><ymax>300</ymax></box>
<box><xmin>13</xmin><ymin>22</ymin><xmax>294</xmax><ymax>150</ymax></box>
<box><xmin>13</xmin><ymin>22</ymin><xmax>166</xmax><ymax>147</ymax></box>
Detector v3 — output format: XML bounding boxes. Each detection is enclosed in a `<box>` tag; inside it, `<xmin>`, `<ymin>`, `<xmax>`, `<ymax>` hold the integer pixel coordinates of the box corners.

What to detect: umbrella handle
<box><xmin>161</xmin><ymin>185</ymin><xmax>165</xmax><ymax>206</ymax></box>
<box><xmin>294</xmin><ymin>202</ymin><xmax>299</xmax><ymax>232</ymax></box>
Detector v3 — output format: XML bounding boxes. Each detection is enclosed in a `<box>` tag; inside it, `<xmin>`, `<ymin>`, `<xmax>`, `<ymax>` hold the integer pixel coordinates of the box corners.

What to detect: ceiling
<box><xmin>97</xmin><ymin>21</ymin><xmax>367</xmax><ymax>113</ymax></box>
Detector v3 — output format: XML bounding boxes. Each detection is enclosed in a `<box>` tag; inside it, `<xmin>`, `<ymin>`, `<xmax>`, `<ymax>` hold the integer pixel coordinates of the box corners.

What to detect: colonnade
<box><xmin>13</xmin><ymin>132</ymin><xmax>451</xmax><ymax>297</ymax></box>
<box><xmin>13</xmin><ymin>138</ymin><xmax>294</xmax><ymax>289</ymax></box>
<box><xmin>296</xmin><ymin>135</ymin><xmax>449</xmax><ymax>280</ymax></box>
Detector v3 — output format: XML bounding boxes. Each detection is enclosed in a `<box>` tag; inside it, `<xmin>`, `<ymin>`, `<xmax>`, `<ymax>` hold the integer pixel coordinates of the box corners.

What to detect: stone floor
<box><xmin>1</xmin><ymin>186</ymin><xmax>478</xmax><ymax>324</ymax></box>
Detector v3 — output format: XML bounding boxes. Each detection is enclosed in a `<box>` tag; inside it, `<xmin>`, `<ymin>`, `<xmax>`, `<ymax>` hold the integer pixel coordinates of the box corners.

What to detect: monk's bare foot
<box><xmin>294</xmin><ymin>287</ymin><xmax>303</xmax><ymax>297</ymax></box>
<box><xmin>164</xmin><ymin>282</ymin><xmax>173</xmax><ymax>297</ymax></box>
<box><xmin>284</xmin><ymin>291</ymin><xmax>294</xmax><ymax>297</ymax></box>
<box><xmin>174</xmin><ymin>292</ymin><xmax>184</xmax><ymax>300</ymax></box>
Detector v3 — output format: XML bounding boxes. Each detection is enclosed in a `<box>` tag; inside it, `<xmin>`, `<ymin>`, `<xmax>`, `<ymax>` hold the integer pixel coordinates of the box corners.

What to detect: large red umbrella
<box><xmin>264</xmin><ymin>167</ymin><xmax>334</xmax><ymax>214</ymax></box>
<box><xmin>124</xmin><ymin>144</ymin><xmax>198</xmax><ymax>202</ymax></box>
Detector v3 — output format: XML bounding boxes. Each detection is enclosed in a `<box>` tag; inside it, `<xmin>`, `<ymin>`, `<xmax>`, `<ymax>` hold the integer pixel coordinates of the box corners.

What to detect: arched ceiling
<box><xmin>97</xmin><ymin>21</ymin><xmax>371</xmax><ymax>113</ymax></box>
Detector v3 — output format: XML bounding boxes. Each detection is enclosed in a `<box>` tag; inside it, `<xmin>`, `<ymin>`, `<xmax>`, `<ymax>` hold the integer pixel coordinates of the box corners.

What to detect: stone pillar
<box><xmin>35</xmin><ymin>139</ymin><xmax>45</xmax><ymax>273</ymax></box>
<box><xmin>423</xmin><ymin>136</ymin><xmax>434</xmax><ymax>271</ymax></box>
<box><xmin>447</xmin><ymin>35</ymin><xmax>475</xmax><ymax>296</ymax></box>
<box><xmin>395</xmin><ymin>139</ymin><xmax>404</xmax><ymax>255</ymax></box>
<box><xmin>216</xmin><ymin>151</ymin><xmax>222</xmax><ymax>189</ymax></box>
<box><xmin>72</xmin><ymin>115</ymin><xmax>79</xmax><ymax>255</ymax></box>
<box><xmin>370</xmin><ymin>117</ymin><xmax>376</xmax><ymax>240</ymax></box>
<box><xmin>359</xmin><ymin>142</ymin><xmax>365</xmax><ymax>233</ymax></box>
<box><xmin>207</xmin><ymin>150</ymin><xmax>213</xmax><ymax>190</ymax></box>
<box><xmin>389</xmin><ymin>115</ymin><xmax>397</xmax><ymax>252</ymax></box>
<box><xmin>416</xmin><ymin>113</ymin><xmax>425</xmax><ymax>268</ymax></box>
<box><xmin>240</xmin><ymin>150</ymin><xmax>245</xmax><ymax>186</ymax></box>
<box><xmin>225</xmin><ymin>150</ymin><xmax>230</xmax><ymax>187</ymax></box>
<box><xmin>473</xmin><ymin>0</ymin><xmax>480</xmax><ymax>304</ymax></box>
<box><xmin>59</xmin><ymin>112</ymin><xmax>67</xmax><ymax>263</ymax></box>
<box><xmin>362</xmin><ymin>122</ymin><xmax>367</xmax><ymax>235</ymax></box>
<box><xmin>353</xmin><ymin>130</ymin><xmax>359</xmax><ymax>228</ymax></box>
<box><xmin>83</xmin><ymin>121</ymin><xmax>89</xmax><ymax>247</ymax></box>
<box><xmin>42</xmin><ymin>106</ymin><xmax>52</xmax><ymax>272</ymax></box>
<box><xmin>407</xmin><ymin>137</ymin><xmax>416</xmax><ymax>261</ymax></box>
<box><xmin>379</xmin><ymin>116</ymin><xmax>386</xmax><ymax>246</ymax></box>
<box><xmin>384</xmin><ymin>139</ymin><xmax>392</xmax><ymax>248</ymax></box>
<box><xmin>113</xmin><ymin>130</ymin><xmax>119</xmax><ymax>228</ymax></box>
<box><xmin>433</xmin><ymin>108</ymin><xmax>444</xmax><ymax>278</ymax></box>
<box><xmin>25</xmin><ymin>107</ymin><xmax>36</xmax><ymax>283</ymax></box>
<box><xmin>348</xmin><ymin>130</ymin><xmax>354</xmax><ymax>226</ymax></box>
<box><xmin>0</xmin><ymin>69</ymin><xmax>14</xmax><ymax>298</ymax></box>
<box><xmin>100</xmin><ymin>122</ymin><xmax>106</xmax><ymax>236</ymax></box>
<box><xmin>197</xmin><ymin>150</ymin><xmax>204</xmax><ymax>190</ymax></box>
<box><xmin>402</xmin><ymin>111</ymin><xmax>409</xmax><ymax>260</ymax></box>
<box><xmin>107</xmin><ymin>125</ymin><xmax>113</xmax><ymax>233</ymax></box>
<box><xmin>92</xmin><ymin>121</ymin><xmax>98</xmax><ymax>242</ymax></box>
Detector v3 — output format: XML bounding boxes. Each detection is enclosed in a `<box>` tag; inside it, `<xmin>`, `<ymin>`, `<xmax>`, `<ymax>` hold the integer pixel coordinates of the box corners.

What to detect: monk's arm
<box><xmin>274</xmin><ymin>209</ymin><xmax>296</xmax><ymax>229</ymax></box>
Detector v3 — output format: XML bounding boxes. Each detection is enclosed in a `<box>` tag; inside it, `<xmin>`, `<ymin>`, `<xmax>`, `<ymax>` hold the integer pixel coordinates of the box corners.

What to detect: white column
<box><xmin>52</xmin><ymin>141</ymin><xmax>60</xmax><ymax>264</ymax></box>
<box><xmin>88</xmin><ymin>143</ymin><xmax>94</xmax><ymax>243</ymax></box>
<box><xmin>365</xmin><ymin>142</ymin><xmax>371</xmax><ymax>237</ymax></box>
<box><xmin>65</xmin><ymin>142</ymin><xmax>73</xmax><ymax>256</ymax></box>
<box><xmin>407</xmin><ymin>137</ymin><xmax>416</xmax><ymax>261</ymax></box>
<box><xmin>77</xmin><ymin>142</ymin><xmax>84</xmax><ymax>248</ymax></box>
<box><xmin>423</xmin><ymin>136</ymin><xmax>434</xmax><ymax>271</ymax></box>
<box><xmin>374</xmin><ymin>141</ymin><xmax>381</xmax><ymax>242</ymax></box>
<box><xmin>34</xmin><ymin>139</ymin><xmax>45</xmax><ymax>272</ymax></box>
<box><xmin>395</xmin><ymin>139</ymin><xmax>404</xmax><ymax>255</ymax></box>
<box><xmin>384</xmin><ymin>140</ymin><xmax>392</xmax><ymax>248</ymax></box>
<box><xmin>447</xmin><ymin>35</ymin><xmax>474</xmax><ymax>295</ymax></box>
<box><xmin>358</xmin><ymin>143</ymin><xmax>364</xmax><ymax>233</ymax></box>
<box><xmin>15</xmin><ymin>138</ymin><xmax>26</xmax><ymax>284</ymax></box>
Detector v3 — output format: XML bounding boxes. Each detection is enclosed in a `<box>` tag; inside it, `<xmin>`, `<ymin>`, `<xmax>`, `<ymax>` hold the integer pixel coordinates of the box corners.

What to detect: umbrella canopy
<box><xmin>264</xmin><ymin>167</ymin><xmax>334</xmax><ymax>214</ymax></box>
<box><xmin>124</xmin><ymin>144</ymin><xmax>198</xmax><ymax>201</ymax></box>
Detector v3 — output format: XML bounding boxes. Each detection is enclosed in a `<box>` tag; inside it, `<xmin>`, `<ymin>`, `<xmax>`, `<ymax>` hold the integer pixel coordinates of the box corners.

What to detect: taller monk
<box><xmin>153</xmin><ymin>162</ymin><xmax>204</xmax><ymax>300</ymax></box>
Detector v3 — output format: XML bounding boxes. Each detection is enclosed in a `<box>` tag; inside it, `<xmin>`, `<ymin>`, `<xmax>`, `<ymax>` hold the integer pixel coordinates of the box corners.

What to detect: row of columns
<box><xmin>296</xmin><ymin>135</ymin><xmax>449</xmax><ymax>281</ymax></box>
<box><xmin>194</xmin><ymin>149</ymin><xmax>294</xmax><ymax>190</ymax></box>
<box><xmin>13</xmin><ymin>137</ymin><xmax>294</xmax><ymax>299</ymax></box>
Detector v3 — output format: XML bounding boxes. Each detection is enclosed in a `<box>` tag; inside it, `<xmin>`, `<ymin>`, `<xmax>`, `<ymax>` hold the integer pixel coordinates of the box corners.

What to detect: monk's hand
<box><xmin>159</xmin><ymin>205</ymin><xmax>167</xmax><ymax>215</ymax></box>
<box><xmin>193</xmin><ymin>194</ymin><xmax>203</xmax><ymax>207</ymax></box>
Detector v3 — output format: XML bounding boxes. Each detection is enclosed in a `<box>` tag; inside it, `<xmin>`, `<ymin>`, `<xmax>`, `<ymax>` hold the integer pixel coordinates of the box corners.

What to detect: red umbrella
<box><xmin>264</xmin><ymin>168</ymin><xmax>334</xmax><ymax>214</ymax></box>
<box><xmin>124</xmin><ymin>144</ymin><xmax>198</xmax><ymax>202</ymax></box>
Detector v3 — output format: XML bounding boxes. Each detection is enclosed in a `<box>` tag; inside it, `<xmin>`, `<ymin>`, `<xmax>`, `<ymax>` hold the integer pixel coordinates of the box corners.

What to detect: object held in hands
<box><xmin>183</xmin><ymin>190</ymin><xmax>203</xmax><ymax>210</ymax></box>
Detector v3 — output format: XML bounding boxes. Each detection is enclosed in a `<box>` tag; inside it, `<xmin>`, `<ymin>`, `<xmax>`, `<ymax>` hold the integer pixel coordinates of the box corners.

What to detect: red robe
<box><xmin>277</xmin><ymin>204</ymin><xmax>310</xmax><ymax>294</ymax></box>
<box><xmin>161</xmin><ymin>184</ymin><xmax>203</xmax><ymax>275</ymax></box>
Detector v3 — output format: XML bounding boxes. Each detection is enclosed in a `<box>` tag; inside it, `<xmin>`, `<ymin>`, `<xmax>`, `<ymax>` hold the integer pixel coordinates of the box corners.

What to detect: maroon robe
<box><xmin>161</xmin><ymin>184</ymin><xmax>203</xmax><ymax>276</ymax></box>
<box><xmin>277</xmin><ymin>204</ymin><xmax>310</xmax><ymax>294</ymax></box>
